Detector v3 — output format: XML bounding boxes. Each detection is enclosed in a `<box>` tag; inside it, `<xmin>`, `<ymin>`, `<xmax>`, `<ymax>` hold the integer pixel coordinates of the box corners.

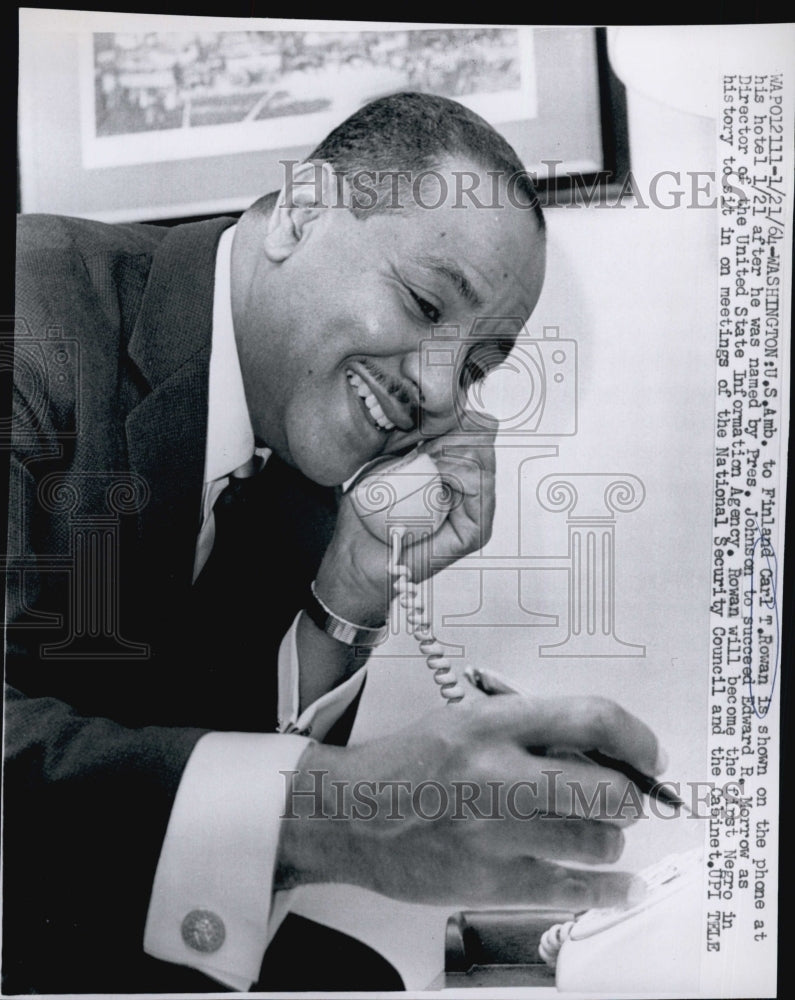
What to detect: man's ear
<box><xmin>263</xmin><ymin>161</ymin><xmax>346</xmax><ymax>262</ymax></box>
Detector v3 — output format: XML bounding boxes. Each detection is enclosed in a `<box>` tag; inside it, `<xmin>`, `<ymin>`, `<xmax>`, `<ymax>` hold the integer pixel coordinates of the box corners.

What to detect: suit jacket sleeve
<box><xmin>3</xmin><ymin>214</ymin><xmax>341</xmax><ymax>993</ymax></box>
<box><xmin>3</xmin><ymin>216</ymin><xmax>210</xmax><ymax>991</ymax></box>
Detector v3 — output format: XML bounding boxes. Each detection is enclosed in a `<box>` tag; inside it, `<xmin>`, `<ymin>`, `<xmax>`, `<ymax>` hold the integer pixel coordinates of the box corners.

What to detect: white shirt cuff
<box><xmin>143</xmin><ymin>731</ymin><xmax>310</xmax><ymax>991</ymax></box>
<box><xmin>277</xmin><ymin>612</ymin><xmax>367</xmax><ymax>741</ymax></box>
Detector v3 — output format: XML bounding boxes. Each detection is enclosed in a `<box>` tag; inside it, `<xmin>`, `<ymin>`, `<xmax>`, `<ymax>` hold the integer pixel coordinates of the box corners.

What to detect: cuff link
<box><xmin>181</xmin><ymin>909</ymin><xmax>225</xmax><ymax>953</ymax></box>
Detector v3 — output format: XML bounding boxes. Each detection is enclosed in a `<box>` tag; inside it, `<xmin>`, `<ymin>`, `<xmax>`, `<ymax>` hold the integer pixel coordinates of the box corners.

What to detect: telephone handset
<box><xmin>441</xmin><ymin>847</ymin><xmax>704</xmax><ymax>992</ymax></box>
<box><xmin>348</xmin><ymin>448</ymin><xmax>465</xmax><ymax>703</ymax></box>
<box><xmin>349</xmin><ymin>449</ymin><xmax>451</xmax><ymax>542</ymax></box>
<box><xmin>540</xmin><ymin>847</ymin><xmax>703</xmax><ymax>992</ymax></box>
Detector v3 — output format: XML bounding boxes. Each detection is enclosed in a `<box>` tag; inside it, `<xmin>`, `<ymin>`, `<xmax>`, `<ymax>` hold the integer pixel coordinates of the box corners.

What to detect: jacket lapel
<box><xmin>124</xmin><ymin>217</ymin><xmax>236</xmax><ymax>597</ymax></box>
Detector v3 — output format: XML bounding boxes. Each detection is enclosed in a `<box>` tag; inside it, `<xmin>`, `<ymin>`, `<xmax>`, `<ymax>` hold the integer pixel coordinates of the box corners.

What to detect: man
<box><xmin>4</xmin><ymin>93</ymin><xmax>664</xmax><ymax>993</ymax></box>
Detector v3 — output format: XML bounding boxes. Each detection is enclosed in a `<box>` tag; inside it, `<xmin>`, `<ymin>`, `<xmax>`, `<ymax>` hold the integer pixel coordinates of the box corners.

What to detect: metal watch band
<box><xmin>305</xmin><ymin>581</ymin><xmax>388</xmax><ymax>647</ymax></box>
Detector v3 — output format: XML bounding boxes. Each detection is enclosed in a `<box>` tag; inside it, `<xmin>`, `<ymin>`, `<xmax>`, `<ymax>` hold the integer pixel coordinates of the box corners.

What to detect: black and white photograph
<box><xmin>4</xmin><ymin>11</ymin><xmax>791</xmax><ymax>999</ymax></box>
<box><xmin>84</xmin><ymin>26</ymin><xmax>534</xmax><ymax>166</ymax></box>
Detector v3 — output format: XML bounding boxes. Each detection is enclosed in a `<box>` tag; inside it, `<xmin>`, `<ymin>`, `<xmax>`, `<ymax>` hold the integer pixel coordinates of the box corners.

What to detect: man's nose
<box><xmin>400</xmin><ymin>342</ymin><xmax>460</xmax><ymax>426</ymax></box>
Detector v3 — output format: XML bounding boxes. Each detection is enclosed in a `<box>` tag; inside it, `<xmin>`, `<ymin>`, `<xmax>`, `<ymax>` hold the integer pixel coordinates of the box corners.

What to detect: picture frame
<box><xmin>81</xmin><ymin>26</ymin><xmax>538</xmax><ymax>168</ymax></box>
<box><xmin>19</xmin><ymin>14</ymin><xmax>628</xmax><ymax>223</ymax></box>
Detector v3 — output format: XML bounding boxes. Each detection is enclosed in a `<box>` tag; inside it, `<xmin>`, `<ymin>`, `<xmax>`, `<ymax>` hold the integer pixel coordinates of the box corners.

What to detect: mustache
<box><xmin>361</xmin><ymin>359</ymin><xmax>420</xmax><ymax>425</ymax></box>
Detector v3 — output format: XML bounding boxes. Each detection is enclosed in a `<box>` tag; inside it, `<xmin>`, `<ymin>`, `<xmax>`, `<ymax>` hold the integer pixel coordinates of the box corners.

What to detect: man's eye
<box><xmin>460</xmin><ymin>357</ymin><xmax>488</xmax><ymax>386</ymax></box>
<box><xmin>461</xmin><ymin>340</ymin><xmax>514</xmax><ymax>388</ymax></box>
<box><xmin>409</xmin><ymin>289</ymin><xmax>441</xmax><ymax>324</ymax></box>
<box><xmin>460</xmin><ymin>344</ymin><xmax>498</xmax><ymax>387</ymax></box>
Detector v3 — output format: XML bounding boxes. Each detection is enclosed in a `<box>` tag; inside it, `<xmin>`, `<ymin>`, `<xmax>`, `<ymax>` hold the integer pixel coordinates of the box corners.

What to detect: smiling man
<box><xmin>5</xmin><ymin>93</ymin><xmax>664</xmax><ymax>993</ymax></box>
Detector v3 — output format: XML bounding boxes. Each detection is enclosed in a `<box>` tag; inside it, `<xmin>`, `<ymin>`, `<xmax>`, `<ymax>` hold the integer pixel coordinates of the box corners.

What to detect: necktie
<box><xmin>193</xmin><ymin>457</ymin><xmax>264</xmax><ymax>582</ymax></box>
<box><xmin>181</xmin><ymin>457</ymin><xmax>279</xmax><ymax>732</ymax></box>
<box><xmin>180</xmin><ymin>454</ymin><xmax>339</xmax><ymax>733</ymax></box>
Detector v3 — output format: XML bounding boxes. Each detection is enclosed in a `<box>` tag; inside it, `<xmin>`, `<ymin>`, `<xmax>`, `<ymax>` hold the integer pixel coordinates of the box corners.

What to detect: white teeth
<box><xmin>345</xmin><ymin>370</ymin><xmax>396</xmax><ymax>431</ymax></box>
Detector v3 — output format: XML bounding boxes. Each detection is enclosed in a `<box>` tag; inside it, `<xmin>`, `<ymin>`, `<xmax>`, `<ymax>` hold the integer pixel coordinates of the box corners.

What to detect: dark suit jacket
<box><xmin>4</xmin><ymin>214</ymin><xmax>342</xmax><ymax>993</ymax></box>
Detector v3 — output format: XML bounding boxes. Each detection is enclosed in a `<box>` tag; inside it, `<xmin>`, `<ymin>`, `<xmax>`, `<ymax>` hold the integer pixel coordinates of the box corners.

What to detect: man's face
<box><xmin>234</xmin><ymin>160</ymin><xmax>546</xmax><ymax>486</ymax></box>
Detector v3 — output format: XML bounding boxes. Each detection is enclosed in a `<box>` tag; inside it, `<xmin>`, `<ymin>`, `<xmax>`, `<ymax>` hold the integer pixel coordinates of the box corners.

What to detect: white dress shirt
<box><xmin>143</xmin><ymin>225</ymin><xmax>366</xmax><ymax>990</ymax></box>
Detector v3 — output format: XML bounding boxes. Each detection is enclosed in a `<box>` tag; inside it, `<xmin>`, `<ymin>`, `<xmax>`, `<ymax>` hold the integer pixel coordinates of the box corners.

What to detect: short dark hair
<box><xmin>308</xmin><ymin>91</ymin><xmax>545</xmax><ymax>230</ymax></box>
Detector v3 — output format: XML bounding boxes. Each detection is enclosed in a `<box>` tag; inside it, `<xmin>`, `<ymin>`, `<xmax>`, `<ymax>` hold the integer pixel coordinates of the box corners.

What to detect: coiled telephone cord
<box><xmin>390</xmin><ymin>530</ymin><xmax>464</xmax><ymax>704</ymax></box>
<box><xmin>537</xmin><ymin>920</ymin><xmax>576</xmax><ymax>968</ymax></box>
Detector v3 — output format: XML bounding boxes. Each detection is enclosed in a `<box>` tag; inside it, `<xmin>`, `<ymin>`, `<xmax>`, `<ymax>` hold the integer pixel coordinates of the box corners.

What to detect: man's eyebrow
<box><xmin>415</xmin><ymin>255</ymin><xmax>484</xmax><ymax>309</ymax></box>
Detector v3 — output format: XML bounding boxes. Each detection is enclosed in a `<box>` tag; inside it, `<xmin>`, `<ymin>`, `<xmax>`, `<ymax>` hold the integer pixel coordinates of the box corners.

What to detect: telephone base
<box><xmin>432</xmin><ymin>908</ymin><xmax>573</xmax><ymax>989</ymax></box>
<box><xmin>431</xmin><ymin>966</ymin><xmax>557</xmax><ymax>990</ymax></box>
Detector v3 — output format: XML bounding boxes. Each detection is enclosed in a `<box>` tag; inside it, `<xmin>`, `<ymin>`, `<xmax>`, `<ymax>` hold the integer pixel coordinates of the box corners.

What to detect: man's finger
<box><xmin>488</xmin><ymin>859</ymin><xmax>646</xmax><ymax>910</ymax></box>
<box><xmin>423</xmin><ymin>435</ymin><xmax>497</xmax><ymax>479</ymax></box>
<box><xmin>472</xmin><ymin>696</ymin><xmax>666</xmax><ymax>780</ymax></box>
<box><xmin>488</xmin><ymin>747</ymin><xmax>647</xmax><ymax>826</ymax></box>
<box><xmin>489</xmin><ymin>815</ymin><xmax>627</xmax><ymax>864</ymax></box>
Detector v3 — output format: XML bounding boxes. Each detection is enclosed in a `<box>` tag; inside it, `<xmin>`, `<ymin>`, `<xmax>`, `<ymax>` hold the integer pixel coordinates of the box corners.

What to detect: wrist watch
<box><xmin>305</xmin><ymin>580</ymin><xmax>389</xmax><ymax>646</ymax></box>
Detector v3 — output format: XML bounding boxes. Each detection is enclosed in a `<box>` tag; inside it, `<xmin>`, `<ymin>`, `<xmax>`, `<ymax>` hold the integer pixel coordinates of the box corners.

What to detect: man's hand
<box><xmin>276</xmin><ymin>695</ymin><xmax>665</xmax><ymax>909</ymax></box>
<box><xmin>314</xmin><ymin>414</ymin><xmax>498</xmax><ymax>627</ymax></box>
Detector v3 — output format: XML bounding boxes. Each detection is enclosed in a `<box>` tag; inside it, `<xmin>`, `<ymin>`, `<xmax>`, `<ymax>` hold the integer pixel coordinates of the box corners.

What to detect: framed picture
<box><xmin>19</xmin><ymin>13</ymin><xmax>627</xmax><ymax>222</ymax></box>
<box><xmin>82</xmin><ymin>26</ymin><xmax>538</xmax><ymax>167</ymax></box>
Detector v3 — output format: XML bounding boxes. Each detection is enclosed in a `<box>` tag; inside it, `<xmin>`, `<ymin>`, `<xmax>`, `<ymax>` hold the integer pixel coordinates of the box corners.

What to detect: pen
<box><xmin>464</xmin><ymin>664</ymin><xmax>690</xmax><ymax>814</ymax></box>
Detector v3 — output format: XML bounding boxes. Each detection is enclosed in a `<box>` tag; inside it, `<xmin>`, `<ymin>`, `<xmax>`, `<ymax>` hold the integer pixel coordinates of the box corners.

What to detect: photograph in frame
<box><xmin>81</xmin><ymin>26</ymin><xmax>537</xmax><ymax>167</ymax></box>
